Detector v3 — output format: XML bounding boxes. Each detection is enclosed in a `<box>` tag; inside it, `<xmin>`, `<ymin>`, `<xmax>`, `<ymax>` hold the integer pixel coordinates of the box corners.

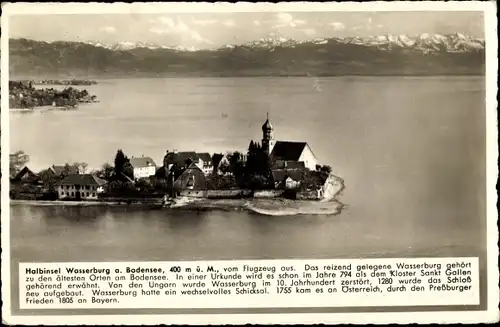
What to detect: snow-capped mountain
<box><xmin>240</xmin><ymin>37</ymin><xmax>305</xmax><ymax>49</ymax></box>
<box><xmin>228</xmin><ymin>33</ymin><xmax>484</xmax><ymax>53</ymax></box>
<box><xmin>333</xmin><ymin>33</ymin><xmax>485</xmax><ymax>53</ymax></box>
<box><xmin>312</xmin><ymin>38</ymin><xmax>329</xmax><ymax>45</ymax></box>
<box><xmin>9</xmin><ymin>34</ymin><xmax>485</xmax><ymax>77</ymax></box>
<box><xmin>80</xmin><ymin>33</ymin><xmax>484</xmax><ymax>54</ymax></box>
<box><xmin>163</xmin><ymin>45</ymin><xmax>198</xmax><ymax>52</ymax></box>
<box><xmin>82</xmin><ymin>40</ymin><xmax>112</xmax><ymax>49</ymax></box>
<box><xmin>82</xmin><ymin>40</ymin><xmax>198</xmax><ymax>52</ymax></box>
<box><xmin>110</xmin><ymin>41</ymin><xmax>138</xmax><ymax>51</ymax></box>
<box><xmin>113</xmin><ymin>41</ymin><xmax>168</xmax><ymax>51</ymax></box>
<box><xmin>221</xmin><ymin>33</ymin><xmax>484</xmax><ymax>53</ymax></box>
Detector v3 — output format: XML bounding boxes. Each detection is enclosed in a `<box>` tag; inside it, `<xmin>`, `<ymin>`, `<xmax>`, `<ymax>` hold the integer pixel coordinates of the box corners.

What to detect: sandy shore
<box><xmin>169</xmin><ymin>173</ymin><xmax>346</xmax><ymax>216</ymax></box>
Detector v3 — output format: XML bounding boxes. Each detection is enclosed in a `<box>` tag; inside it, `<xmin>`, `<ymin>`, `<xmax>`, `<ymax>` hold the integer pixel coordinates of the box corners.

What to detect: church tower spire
<box><xmin>262</xmin><ymin>113</ymin><xmax>275</xmax><ymax>156</ymax></box>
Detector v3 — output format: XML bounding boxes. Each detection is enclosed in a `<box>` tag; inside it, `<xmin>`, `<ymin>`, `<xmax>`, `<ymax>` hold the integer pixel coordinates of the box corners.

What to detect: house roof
<box><xmin>271</xmin><ymin>141</ymin><xmax>308</xmax><ymax>161</ymax></box>
<box><xmin>271</xmin><ymin>160</ymin><xmax>306</xmax><ymax>170</ymax></box>
<box><xmin>57</xmin><ymin>174</ymin><xmax>108</xmax><ymax>186</ymax></box>
<box><xmin>164</xmin><ymin>151</ymin><xmax>199</xmax><ymax>167</ymax></box>
<box><xmin>175</xmin><ymin>162</ymin><xmax>203</xmax><ymax>183</ymax></box>
<box><xmin>197</xmin><ymin>152</ymin><xmax>212</xmax><ymax>163</ymax></box>
<box><xmin>272</xmin><ymin>169</ymin><xmax>304</xmax><ymax>183</ymax></box>
<box><xmin>130</xmin><ymin>156</ymin><xmax>156</xmax><ymax>168</ymax></box>
<box><xmin>186</xmin><ymin>162</ymin><xmax>204</xmax><ymax>171</ymax></box>
<box><xmin>12</xmin><ymin>166</ymin><xmax>40</xmax><ymax>182</ymax></box>
<box><xmin>51</xmin><ymin>165</ymin><xmax>79</xmax><ymax>176</ymax></box>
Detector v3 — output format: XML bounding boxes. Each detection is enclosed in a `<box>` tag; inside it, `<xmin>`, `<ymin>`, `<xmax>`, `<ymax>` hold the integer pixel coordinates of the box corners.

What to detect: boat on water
<box><xmin>312</xmin><ymin>77</ymin><xmax>322</xmax><ymax>92</ymax></box>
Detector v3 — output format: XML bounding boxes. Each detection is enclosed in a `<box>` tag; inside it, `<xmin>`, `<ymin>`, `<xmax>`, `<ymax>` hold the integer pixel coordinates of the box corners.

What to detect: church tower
<box><xmin>262</xmin><ymin>113</ymin><xmax>275</xmax><ymax>156</ymax></box>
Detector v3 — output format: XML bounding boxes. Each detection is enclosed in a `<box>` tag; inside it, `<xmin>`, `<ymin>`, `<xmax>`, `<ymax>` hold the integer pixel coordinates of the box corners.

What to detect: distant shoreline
<box><xmin>14</xmin><ymin>79</ymin><xmax>98</xmax><ymax>86</ymax></box>
<box><xmin>10</xmin><ymin>74</ymin><xmax>485</xmax><ymax>80</ymax></box>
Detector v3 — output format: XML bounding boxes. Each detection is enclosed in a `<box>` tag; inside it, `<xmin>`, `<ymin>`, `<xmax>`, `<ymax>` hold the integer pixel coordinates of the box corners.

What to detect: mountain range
<box><xmin>8</xmin><ymin>33</ymin><xmax>485</xmax><ymax>77</ymax></box>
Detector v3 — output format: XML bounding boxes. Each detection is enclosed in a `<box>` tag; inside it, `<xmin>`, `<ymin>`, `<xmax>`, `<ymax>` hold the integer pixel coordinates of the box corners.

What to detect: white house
<box><xmin>194</xmin><ymin>153</ymin><xmax>214</xmax><ymax>175</ymax></box>
<box><xmin>285</xmin><ymin>176</ymin><xmax>301</xmax><ymax>189</ymax></box>
<box><xmin>130</xmin><ymin>156</ymin><xmax>157</xmax><ymax>179</ymax></box>
<box><xmin>212</xmin><ymin>153</ymin><xmax>232</xmax><ymax>175</ymax></box>
<box><xmin>56</xmin><ymin>174</ymin><xmax>107</xmax><ymax>200</ymax></box>
<box><xmin>271</xmin><ymin>169</ymin><xmax>303</xmax><ymax>190</ymax></box>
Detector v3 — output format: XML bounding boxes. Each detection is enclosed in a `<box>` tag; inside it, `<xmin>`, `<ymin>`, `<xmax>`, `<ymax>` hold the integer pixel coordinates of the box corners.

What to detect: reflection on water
<box><xmin>11</xmin><ymin>203</ymin><xmax>485</xmax><ymax>263</ymax></box>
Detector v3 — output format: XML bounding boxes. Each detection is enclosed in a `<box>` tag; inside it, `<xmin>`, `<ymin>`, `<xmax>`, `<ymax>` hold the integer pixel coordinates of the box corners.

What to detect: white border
<box><xmin>0</xmin><ymin>1</ymin><xmax>495</xmax><ymax>13</ymax></box>
<box><xmin>1</xmin><ymin>1</ymin><xmax>498</xmax><ymax>325</ymax></box>
<box><xmin>1</xmin><ymin>4</ymin><xmax>13</xmax><ymax>325</ymax></box>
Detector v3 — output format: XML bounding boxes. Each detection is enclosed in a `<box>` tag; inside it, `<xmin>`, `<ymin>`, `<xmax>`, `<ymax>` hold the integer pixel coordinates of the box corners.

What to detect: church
<box><xmin>261</xmin><ymin>114</ymin><xmax>319</xmax><ymax>171</ymax></box>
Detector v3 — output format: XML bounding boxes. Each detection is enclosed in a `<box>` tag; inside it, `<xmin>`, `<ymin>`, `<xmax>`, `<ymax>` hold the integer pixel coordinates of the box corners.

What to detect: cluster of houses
<box><xmin>10</xmin><ymin>164</ymin><xmax>107</xmax><ymax>200</ymax></box>
<box><xmin>10</xmin><ymin>115</ymin><xmax>322</xmax><ymax>200</ymax></box>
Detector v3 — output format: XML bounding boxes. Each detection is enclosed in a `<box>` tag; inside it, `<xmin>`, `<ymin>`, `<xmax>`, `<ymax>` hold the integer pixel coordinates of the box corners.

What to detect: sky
<box><xmin>9</xmin><ymin>11</ymin><xmax>484</xmax><ymax>49</ymax></box>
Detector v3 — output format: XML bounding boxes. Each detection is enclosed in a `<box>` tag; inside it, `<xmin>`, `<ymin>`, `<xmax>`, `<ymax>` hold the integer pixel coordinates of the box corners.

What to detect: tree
<box><xmin>38</xmin><ymin>169</ymin><xmax>58</xmax><ymax>193</ymax></box>
<box><xmin>244</xmin><ymin>140</ymin><xmax>272</xmax><ymax>189</ymax></box>
<box><xmin>72</xmin><ymin>162</ymin><xmax>88</xmax><ymax>173</ymax></box>
<box><xmin>228</xmin><ymin>151</ymin><xmax>245</xmax><ymax>179</ymax></box>
<box><xmin>113</xmin><ymin>150</ymin><xmax>134</xmax><ymax>180</ymax></box>
<box><xmin>206</xmin><ymin>174</ymin><xmax>237</xmax><ymax>190</ymax></box>
<box><xmin>320</xmin><ymin>165</ymin><xmax>332</xmax><ymax>174</ymax></box>
<box><xmin>248</xmin><ymin>141</ymin><xmax>255</xmax><ymax>156</ymax></box>
<box><xmin>150</xmin><ymin>176</ymin><xmax>168</xmax><ymax>191</ymax></box>
<box><xmin>62</xmin><ymin>163</ymin><xmax>73</xmax><ymax>177</ymax></box>
<box><xmin>114</xmin><ymin>149</ymin><xmax>129</xmax><ymax>175</ymax></box>
<box><xmin>317</xmin><ymin>165</ymin><xmax>332</xmax><ymax>181</ymax></box>
<box><xmin>95</xmin><ymin>163</ymin><xmax>114</xmax><ymax>180</ymax></box>
<box><xmin>122</xmin><ymin>162</ymin><xmax>134</xmax><ymax>180</ymax></box>
<box><xmin>245</xmin><ymin>141</ymin><xmax>258</xmax><ymax>175</ymax></box>
<box><xmin>229</xmin><ymin>151</ymin><xmax>241</xmax><ymax>169</ymax></box>
<box><xmin>10</xmin><ymin>150</ymin><xmax>29</xmax><ymax>175</ymax></box>
<box><xmin>107</xmin><ymin>180</ymin><xmax>137</xmax><ymax>197</ymax></box>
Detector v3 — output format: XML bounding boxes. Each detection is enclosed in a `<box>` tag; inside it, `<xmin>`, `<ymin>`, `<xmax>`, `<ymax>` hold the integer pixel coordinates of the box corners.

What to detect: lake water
<box><xmin>9</xmin><ymin>76</ymin><xmax>487</xmax><ymax>311</ymax></box>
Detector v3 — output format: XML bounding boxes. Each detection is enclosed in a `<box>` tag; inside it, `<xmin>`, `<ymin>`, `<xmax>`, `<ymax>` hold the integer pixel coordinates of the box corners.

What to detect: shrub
<box><xmin>206</xmin><ymin>174</ymin><xmax>237</xmax><ymax>190</ymax></box>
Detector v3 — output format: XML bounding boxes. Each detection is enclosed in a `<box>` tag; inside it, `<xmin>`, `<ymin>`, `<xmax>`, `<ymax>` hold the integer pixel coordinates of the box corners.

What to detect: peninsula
<box><xmin>8</xmin><ymin>80</ymin><xmax>98</xmax><ymax>109</ymax></box>
<box><xmin>9</xmin><ymin>115</ymin><xmax>345</xmax><ymax>214</ymax></box>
